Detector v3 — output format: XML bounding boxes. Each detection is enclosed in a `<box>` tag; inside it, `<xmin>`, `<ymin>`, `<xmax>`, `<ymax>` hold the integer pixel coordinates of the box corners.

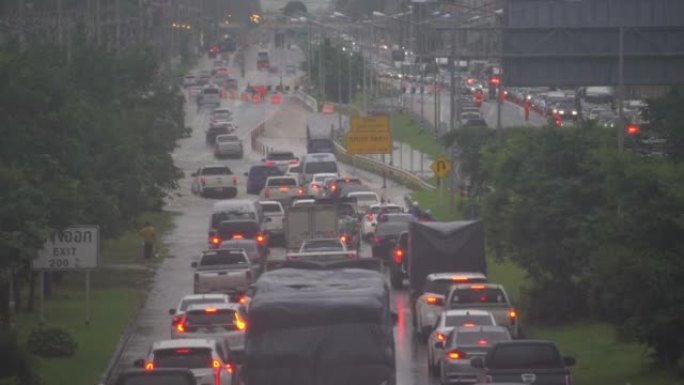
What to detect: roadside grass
<box><xmin>102</xmin><ymin>211</ymin><xmax>177</xmax><ymax>263</ymax></box>
<box><xmin>14</xmin><ymin>211</ymin><xmax>175</xmax><ymax>385</ymax></box>
<box><xmin>390</xmin><ymin>114</ymin><xmax>442</xmax><ymax>158</ymax></box>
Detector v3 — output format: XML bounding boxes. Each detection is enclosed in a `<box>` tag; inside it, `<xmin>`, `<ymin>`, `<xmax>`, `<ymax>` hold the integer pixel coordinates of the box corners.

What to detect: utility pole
<box><xmin>617</xmin><ymin>7</ymin><xmax>625</xmax><ymax>152</ymax></box>
<box><xmin>307</xmin><ymin>21</ymin><xmax>312</xmax><ymax>89</ymax></box>
<box><xmin>449</xmin><ymin>29</ymin><xmax>456</xmax><ymax>214</ymax></box>
<box><xmin>337</xmin><ymin>31</ymin><xmax>343</xmax><ymax>130</ymax></box>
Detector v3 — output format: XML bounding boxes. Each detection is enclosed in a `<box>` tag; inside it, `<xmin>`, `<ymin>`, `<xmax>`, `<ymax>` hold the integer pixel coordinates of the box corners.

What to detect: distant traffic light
<box><xmin>625</xmin><ymin>123</ymin><xmax>640</xmax><ymax>136</ymax></box>
<box><xmin>489</xmin><ymin>75</ymin><xmax>501</xmax><ymax>86</ymax></box>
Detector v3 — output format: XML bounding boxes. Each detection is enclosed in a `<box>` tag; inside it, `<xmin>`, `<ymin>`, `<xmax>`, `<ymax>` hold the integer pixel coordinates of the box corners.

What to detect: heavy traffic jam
<box><xmin>114</xmin><ymin>42</ymin><xmax>577</xmax><ymax>385</ymax></box>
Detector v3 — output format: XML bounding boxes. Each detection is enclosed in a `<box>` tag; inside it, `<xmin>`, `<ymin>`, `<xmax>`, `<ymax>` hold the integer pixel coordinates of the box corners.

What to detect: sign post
<box><xmin>431</xmin><ymin>156</ymin><xmax>452</xmax><ymax>206</ymax></box>
<box><xmin>33</xmin><ymin>225</ymin><xmax>100</xmax><ymax>326</ymax></box>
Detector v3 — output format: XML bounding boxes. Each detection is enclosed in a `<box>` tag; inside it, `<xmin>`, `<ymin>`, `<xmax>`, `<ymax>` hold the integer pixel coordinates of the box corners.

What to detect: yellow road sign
<box><xmin>350</xmin><ymin>115</ymin><xmax>390</xmax><ymax>133</ymax></box>
<box><xmin>346</xmin><ymin>131</ymin><xmax>392</xmax><ymax>155</ymax></box>
<box><xmin>431</xmin><ymin>156</ymin><xmax>451</xmax><ymax>178</ymax></box>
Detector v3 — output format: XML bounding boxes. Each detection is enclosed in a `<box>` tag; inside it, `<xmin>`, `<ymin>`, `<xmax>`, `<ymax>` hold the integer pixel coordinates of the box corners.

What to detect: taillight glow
<box><xmin>447</xmin><ymin>350</ymin><xmax>466</xmax><ymax>360</ymax></box>
<box><xmin>278</xmin><ymin>186</ymin><xmax>289</xmax><ymax>192</ymax></box>
<box><xmin>232</xmin><ymin>234</ymin><xmax>244</xmax><ymax>240</ymax></box>
<box><xmin>393</xmin><ymin>248</ymin><xmax>404</xmax><ymax>264</ymax></box>
<box><xmin>239</xmin><ymin>296</ymin><xmax>247</xmax><ymax>305</ymax></box>
<box><xmin>478</xmin><ymin>339</ymin><xmax>489</xmax><ymax>345</ymax></box>
<box><xmin>256</xmin><ymin>234</ymin><xmax>266</xmax><ymax>244</ymax></box>
<box><xmin>509</xmin><ymin>310</ymin><xmax>517</xmax><ymax>318</ymax></box>
<box><xmin>264</xmin><ymin>160</ymin><xmax>274</xmax><ymax>166</ymax></box>
<box><xmin>290</xmin><ymin>159</ymin><xmax>298</xmax><ymax>164</ymax></box>
<box><xmin>297</xmin><ymin>187</ymin><xmax>305</xmax><ymax>195</ymax></box>
<box><xmin>225</xmin><ymin>363</ymin><xmax>234</xmax><ymax>374</ymax></box>
<box><xmin>212</xmin><ymin>359</ymin><xmax>221</xmax><ymax>369</ymax></box>
<box><xmin>176</xmin><ymin>348</ymin><xmax>190</xmax><ymax>354</ymax></box>
<box><xmin>311</xmin><ymin>183</ymin><xmax>320</xmax><ymax>190</ymax></box>
<box><xmin>144</xmin><ymin>362</ymin><xmax>154</xmax><ymax>371</ymax></box>
<box><xmin>374</xmin><ymin>235</ymin><xmax>382</xmax><ymax>244</ymax></box>
<box><xmin>176</xmin><ymin>322</ymin><xmax>185</xmax><ymax>333</ymax></box>
<box><xmin>367</xmin><ymin>213</ymin><xmax>374</xmax><ymax>221</ymax></box>
<box><xmin>436</xmin><ymin>332</ymin><xmax>446</xmax><ymax>342</ymax></box>
<box><xmin>463</xmin><ymin>323</ymin><xmax>475</xmax><ymax>327</ymax></box>
<box><xmin>235</xmin><ymin>311</ymin><xmax>247</xmax><ymax>330</ymax></box>
<box><xmin>470</xmin><ymin>284</ymin><xmax>486</xmax><ymax>290</ymax></box>
<box><xmin>426</xmin><ymin>296</ymin><xmax>438</xmax><ymax>304</ymax></box>
<box><xmin>211</xmin><ymin>236</ymin><xmax>221</xmax><ymax>245</ymax></box>
<box><xmin>205</xmin><ymin>307</ymin><xmax>217</xmax><ymax>313</ymax></box>
<box><xmin>340</xmin><ymin>235</ymin><xmax>348</xmax><ymax>244</ymax></box>
<box><xmin>452</xmin><ymin>276</ymin><xmax>469</xmax><ymax>282</ymax></box>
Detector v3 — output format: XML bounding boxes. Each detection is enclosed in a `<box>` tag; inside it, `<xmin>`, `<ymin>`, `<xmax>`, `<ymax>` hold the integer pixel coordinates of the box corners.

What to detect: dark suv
<box><xmin>244</xmin><ymin>164</ymin><xmax>283</xmax><ymax>195</ymax></box>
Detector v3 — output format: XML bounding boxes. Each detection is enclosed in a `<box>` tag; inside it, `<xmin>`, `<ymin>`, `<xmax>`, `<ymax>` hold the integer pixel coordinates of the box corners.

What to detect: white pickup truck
<box><xmin>259</xmin><ymin>200</ymin><xmax>285</xmax><ymax>241</ymax></box>
<box><xmin>190</xmin><ymin>165</ymin><xmax>237</xmax><ymax>198</ymax></box>
<box><xmin>192</xmin><ymin>249</ymin><xmax>256</xmax><ymax>295</ymax></box>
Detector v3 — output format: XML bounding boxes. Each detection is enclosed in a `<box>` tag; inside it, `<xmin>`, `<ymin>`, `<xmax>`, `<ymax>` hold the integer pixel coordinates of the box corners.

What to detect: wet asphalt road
<box><xmin>109</xmin><ymin>41</ymin><xmax>440</xmax><ymax>385</ymax></box>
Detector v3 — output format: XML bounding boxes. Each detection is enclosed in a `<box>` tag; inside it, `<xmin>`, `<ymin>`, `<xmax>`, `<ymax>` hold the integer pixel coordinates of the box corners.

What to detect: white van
<box><xmin>199</xmin><ymin>86</ymin><xmax>221</xmax><ymax>107</ymax></box>
<box><xmin>298</xmin><ymin>153</ymin><xmax>339</xmax><ymax>185</ymax></box>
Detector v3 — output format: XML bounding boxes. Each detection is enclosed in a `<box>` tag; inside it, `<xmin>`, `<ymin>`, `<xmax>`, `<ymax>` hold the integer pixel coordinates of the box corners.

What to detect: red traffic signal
<box><xmin>625</xmin><ymin>123</ymin><xmax>640</xmax><ymax>136</ymax></box>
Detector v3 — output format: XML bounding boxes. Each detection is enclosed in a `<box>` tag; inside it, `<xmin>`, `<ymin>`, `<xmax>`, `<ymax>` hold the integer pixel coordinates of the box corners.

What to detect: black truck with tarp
<box><xmin>238</xmin><ymin>264</ymin><xmax>396</xmax><ymax>385</ymax></box>
<box><xmin>406</xmin><ymin>220</ymin><xmax>487</xmax><ymax>326</ymax></box>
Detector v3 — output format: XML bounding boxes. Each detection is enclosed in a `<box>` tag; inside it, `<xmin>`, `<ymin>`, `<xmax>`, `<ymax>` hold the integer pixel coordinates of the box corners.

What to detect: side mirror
<box><xmin>168</xmin><ymin>309</ymin><xmax>176</xmax><ymax>315</ymax></box>
<box><xmin>133</xmin><ymin>358</ymin><xmax>145</xmax><ymax>368</ymax></box>
<box><xmin>391</xmin><ymin>311</ymin><xmax>398</xmax><ymax>325</ymax></box>
<box><xmin>191</xmin><ymin>262</ymin><xmax>198</xmax><ymax>268</ymax></box>
<box><xmin>563</xmin><ymin>356</ymin><xmax>576</xmax><ymax>367</ymax></box>
<box><xmin>470</xmin><ymin>357</ymin><xmax>484</xmax><ymax>369</ymax></box>
<box><xmin>434</xmin><ymin>341</ymin><xmax>444</xmax><ymax>349</ymax></box>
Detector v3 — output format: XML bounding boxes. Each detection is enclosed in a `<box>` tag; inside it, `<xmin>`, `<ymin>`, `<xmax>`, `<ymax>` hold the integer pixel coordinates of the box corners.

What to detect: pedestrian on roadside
<box><xmin>139</xmin><ymin>222</ymin><xmax>157</xmax><ymax>259</ymax></box>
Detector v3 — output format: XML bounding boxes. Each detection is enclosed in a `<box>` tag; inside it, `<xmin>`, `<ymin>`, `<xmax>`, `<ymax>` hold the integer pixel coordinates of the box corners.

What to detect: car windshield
<box><xmin>424</xmin><ymin>279</ymin><xmax>457</xmax><ymax>296</ymax></box>
<box><xmin>220</xmin><ymin>241</ymin><xmax>257</xmax><ymax>254</ymax></box>
<box><xmin>304</xmin><ymin>161</ymin><xmax>338</xmax><ymax>174</ymax></box>
<box><xmin>202</xmin><ymin>88</ymin><xmax>219</xmax><ymax>95</ymax></box>
<box><xmin>351</xmin><ymin>194</ymin><xmax>378</xmax><ymax>203</ymax></box>
<box><xmin>200</xmin><ymin>167</ymin><xmax>231</xmax><ymax>175</ymax></box>
<box><xmin>377</xmin><ymin>222</ymin><xmax>409</xmax><ymax>235</ymax></box>
<box><xmin>450</xmin><ymin>288</ymin><xmax>507</xmax><ymax>305</ymax></box>
<box><xmin>199</xmin><ymin>251</ymin><xmax>247</xmax><ymax>266</ymax></box>
<box><xmin>268</xmin><ymin>152</ymin><xmax>295</xmax><ymax>160</ymax></box>
<box><xmin>488</xmin><ymin>344</ymin><xmax>563</xmax><ymax>369</ymax></box>
<box><xmin>180</xmin><ymin>297</ymin><xmax>226</xmax><ymax>311</ymax></box>
<box><xmin>453</xmin><ymin>330</ymin><xmax>511</xmax><ymax>346</ymax></box>
<box><xmin>260</xmin><ymin>203</ymin><xmax>282</xmax><ymax>213</ymax></box>
<box><xmin>186</xmin><ymin>308</ymin><xmax>235</xmax><ymax>325</ymax></box>
<box><xmin>267</xmin><ymin>178</ymin><xmax>297</xmax><ymax>186</ymax></box>
<box><xmin>250</xmin><ymin>166</ymin><xmax>281</xmax><ymax>176</ymax></box>
<box><xmin>309</xmin><ymin>139</ymin><xmax>332</xmax><ymax>151</ymax></box>
<box><xmin>313</xmin><ymin>174</ymin><xmax>336</xmax><ymax>182</ymax></box>
<box><xmin>444</xmin><ymin>314</ymin><xmax>495</xmax><ymax>327</ymax></box>
<box><xmin>382</xmin><ymin>214</ymin><xmax>414</xmax><ymax>223</ymax></box>
<box><xmin>154</xmin><ymin>348</ymin><xmax>213</xmax><ymax>369</ymax></box>
<box><xmin>213</xmin><ymin>111</ymin><xmax>231</xmax><ymax>120</ymax></box>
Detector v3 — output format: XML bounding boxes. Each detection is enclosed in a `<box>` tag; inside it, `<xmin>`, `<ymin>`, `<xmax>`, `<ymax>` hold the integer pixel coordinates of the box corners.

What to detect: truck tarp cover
<box><xmin>408</xmin><ymin>220</ymin><xmax>486</xmax><ymax>291</ymax></box>
<box><xmin>245</xmin><ymin>268</ymin><xmax>394</xmax><ymax>385</ymax></box>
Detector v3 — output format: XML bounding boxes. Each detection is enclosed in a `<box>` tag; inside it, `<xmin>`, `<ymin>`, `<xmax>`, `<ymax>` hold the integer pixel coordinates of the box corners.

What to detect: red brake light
<box><xmin>311</xmin><ymin>183</ymin><xmax>320</xmax><ymax>189</ymax></box>
<box><xmin>290</xmin><ymin>159</ymin><xmax>298</xmax><ymax>164</ymax></box>
<box><xmin>477</xmin><ymin>339</ymin><xmax>489</xmax><ymax>346</ymax></box>
<box><xmin>171</xmin><ymin>315</ymin><xmax>180</xmax><ymax>325</ymax></box>
<box><xmin>264</xmin><ymin>160</ymin><xmax>274</xmax><ymax>166</ymax></box>
<box><xmin>232</xmin><ymin>234</ymin><xmax>244</xmax><ymax>240</ymax></box>
<box><xmin>426</xmin><ymin>296</ymin><xmax>438</xmax><ymax>304</ymax></box>
<box><xmin>463</xmin><ymin>323</ymin><xmax>476</xmax><ymax>327</ymax></box>
<box><xmin>447</xmin><ymin>350</ymin><xmax>467</xmax><ymax>360</ymax></box>
<box><xmin>239</xmin><ymin>296</ymin><xmax>247</xmax><ymax>305</ymax></box>
<box><xmin>331</xmin><ymin>184</ymin><xmax>337</xmax><ymax>191</ymax></box>
<box><xmin>340</xmin><ymin>235</ymin><xmax>348</xmax><ymax>244</ymax></box>
<box><xmin>176</xmin><ymin>349</ymin><xmax>190</xmax><ymax>354</ymax></box>
<box><xmin>470</xmin><ymin>284</ymin><xmax>486</xmax><ymax>290</ymax></box>
<box><xmin>367</xmin><ymin>213</ymin><xmax>374</xmax><ymax>221</ymax></box>
<box><xmin>176</xmin><ymin>321</ymin><xmax>185</xmax><ymax>333</ymax></box>
<box><xmin>278</xmin><ymin>186</ymin><xmax>289</xmax><ymax>192</ymax></box>
<box><xmin>256</xmin><ymin>233</ymin><xmax>266</xmax><ymax>244</ymax></box>
<box><xmin>211</xmin><ymin>236</ymin><xmax>221</xmax><ymax>245</ymax></box>
<box><xmin>345</xmin><ymin>178</ymin><xmax>350</xmax><ymax>182</ymax></box>
<box><xmin>436</xmin><ymin>332</ymin><xmax>446</xmax><ymax>342</ymax></box>
<box><xmin>452</xmin><ymin>276</ymin><xmax>469</xmax><ymax>282</ymax></box>
<box><xmin>225</xmin><ymin>363</ymin><xmax>234</xmax><ymax>374</ymax></box>
<box><xmin>205</xmin><ymin>307</ymin><xmax>217</xmax><ymax>313</ymax></box>
<box><xmin>144</xmin><ymin>362</ymin><xmax>154</xmax><ymax>371</ymax></box>
<box><xmin>212</xmin><ymin>359</ymin><xmax>221</xmax><ymax>369</ymax></box>
<box><xmin>509</xmin><ymin>310</ymin><xmax>517</xmax><ymax>318</ymax></box>
<box><xmin>393</xmin><ymin>248</ymin><xmax>404</xmax><ymax>264</ymax></box>
<box><xmin>297</xmin><ymin>187</ymin><xmax>305</xmax><ymax>195</ymax></box>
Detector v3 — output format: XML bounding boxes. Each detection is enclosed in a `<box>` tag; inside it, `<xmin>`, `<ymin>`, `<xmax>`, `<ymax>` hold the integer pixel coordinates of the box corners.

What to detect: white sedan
<box><xmin>414</xmin><ymin>272</ymin><xmax>487</xmax><ymax>339</ymax></box>
<box><xmin>168</xmin><ymin>293</ymin><xmax>231</xmax><ymax>336</ymax></box>
<box><xmin>308</xmin><ymin>173</ymin><xmax>338</xmax><ymax>198</ymax></box>
<box><xmin>426</xmin><ymin>309</ymin><xmax>497</xmax><ymax>376</ymax></box>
